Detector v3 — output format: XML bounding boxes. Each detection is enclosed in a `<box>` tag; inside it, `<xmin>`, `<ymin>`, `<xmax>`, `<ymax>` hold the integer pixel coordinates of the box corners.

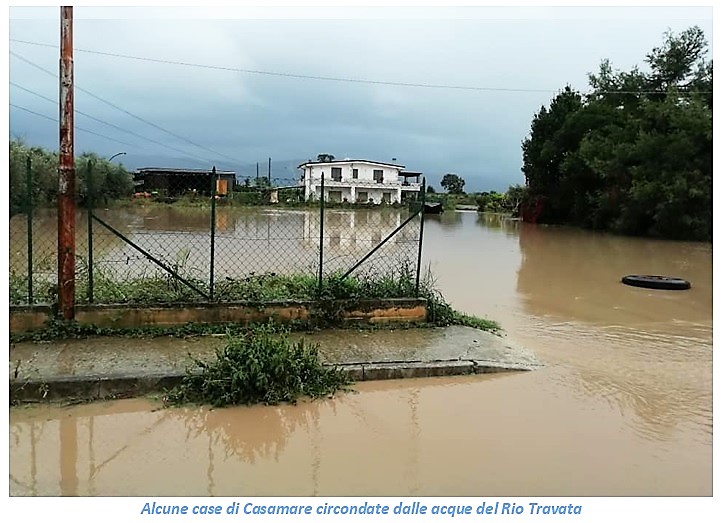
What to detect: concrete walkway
<box><xmin>9</xmin><ymin>326</ymin><xmax>542</xmax><ymax>403</ymax></box>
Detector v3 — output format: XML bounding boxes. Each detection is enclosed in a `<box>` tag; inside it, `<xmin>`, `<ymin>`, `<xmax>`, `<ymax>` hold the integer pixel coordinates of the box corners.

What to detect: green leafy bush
<box><xmin>166</xmin><ymin>322</ymin><xmax>352</xmax><ymax>407</ymax></box>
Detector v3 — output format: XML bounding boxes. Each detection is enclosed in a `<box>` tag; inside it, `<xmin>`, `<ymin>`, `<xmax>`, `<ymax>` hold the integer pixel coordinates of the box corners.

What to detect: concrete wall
<box><xmin>10</xmin><ymin>298</ymin><xmax>427</xmax><ymax>334</ymax></box>
<box><xmin>10</xmin><ymin>305</ymin><xmax>54</xmax><ymax>333</ymax></box>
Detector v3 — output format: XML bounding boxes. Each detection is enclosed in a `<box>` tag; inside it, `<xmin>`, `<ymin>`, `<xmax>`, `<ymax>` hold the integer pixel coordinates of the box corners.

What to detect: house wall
<box><xmin>302</xmin><ymin>161</ymin><xmax>406</xmax><ymax>204</ymax></box>
<box><xmin>305</xmin><ymin>162</ymin><xmax>402</xmax><ymax>184</ymax></box>
<box><xmin>312</xmin><ymin>186</ymin><xmax>400</xmax><ymax>204</ymax></box>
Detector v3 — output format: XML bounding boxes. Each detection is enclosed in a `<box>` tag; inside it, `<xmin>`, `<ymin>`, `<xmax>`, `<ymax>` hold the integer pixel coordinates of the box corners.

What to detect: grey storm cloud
<box><xmin>8</xmin><ymin>6</ymin><xmax>713</xmax><ymax>191</ymax></box>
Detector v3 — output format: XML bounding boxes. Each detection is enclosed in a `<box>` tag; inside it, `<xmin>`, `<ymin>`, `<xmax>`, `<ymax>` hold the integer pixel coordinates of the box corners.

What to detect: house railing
<box><xmin>304</xmin><ymin>179</ymin><xmax>422</xmax><ymax>189</ymax></box>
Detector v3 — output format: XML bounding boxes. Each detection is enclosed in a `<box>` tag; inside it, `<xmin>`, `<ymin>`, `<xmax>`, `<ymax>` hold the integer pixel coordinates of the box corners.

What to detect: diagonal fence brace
<box><xmin>91</xmin><ymin>214</ymin><xmax>210</xmax><ymax>299</ymax></box>
<box><xmin>339</xmin><ymin>207</ymin><xmax>422</xmax><ymax>281</ymax></box>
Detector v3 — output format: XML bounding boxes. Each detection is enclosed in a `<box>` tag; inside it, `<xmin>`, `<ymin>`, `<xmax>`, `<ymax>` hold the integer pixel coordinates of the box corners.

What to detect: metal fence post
<box><xmin>86</xmin><ymin>159</ymin><xmax>94</xmax><ymax>302</ymax></box>
<box><xmin>318</xmin><ymin>172</ymin><xmax>325</xmax><ymax>296</ymax></box>
<box><xmin>415</xmin><ymin>177</ymin><xmax>426</xmax><ymax>296</ymax></box>
<box><xmin>26</xmin><ymin>156</ymin><xmax>33</xmax><ymax>304</ymax></box>
<box><xmin>209</xmin><ymin>166</ymin><xmax>217</xmax><ymax>301</ymax></box>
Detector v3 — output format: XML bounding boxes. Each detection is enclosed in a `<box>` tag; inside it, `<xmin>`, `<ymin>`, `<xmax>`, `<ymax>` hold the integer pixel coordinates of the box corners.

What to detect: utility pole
<box><xmin>256</xmin><ymin>162</ymin><xmax>259</xmax><ymax>183</ymax></box>
<box><xmin>268</xmin><ymin>157</ymin><xmax>271</xmax><ymax>186</ymax></box>
<box><xmin>58</xmin><ymin>6</ymin><xmax>75</xmax><ymax>320</ymax></box>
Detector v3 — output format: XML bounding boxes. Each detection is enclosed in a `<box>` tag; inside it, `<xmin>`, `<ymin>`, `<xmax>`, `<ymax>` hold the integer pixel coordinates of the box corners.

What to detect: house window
<box><xmin>328</xmin><ymin>190</ymin><xmax>342</xmax><ymax>203</ymax></box>
<box><xmin>331</xmin><ymin>167</ymin><xmax>342</xmax><ymax>182</ymax></box>
<box><xmin>382</xmin><ymin>192</ymin><xmax>392</xmax><ymax>203</ymax></box>
<box><xmin>373</xmin><ymin>169</ymin><xmax>384</xmax><ymax>183</ymax></box>
<box><xmin>352</xmin><ymin>168</ymin><xmax>358</xmax><ymax>179</ymax></box>
<box><xmin>357</xmin><ymin>191</ymin><xmax>368</xmax><ymax>203</ymax></box>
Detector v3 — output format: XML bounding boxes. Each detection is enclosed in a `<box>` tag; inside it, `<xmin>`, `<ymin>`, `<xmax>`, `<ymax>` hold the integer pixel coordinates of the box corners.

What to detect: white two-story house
<box><xmin>298</xmin><ymin>159</ymin><xmax>422</xmax><ymax>204</ymax></box>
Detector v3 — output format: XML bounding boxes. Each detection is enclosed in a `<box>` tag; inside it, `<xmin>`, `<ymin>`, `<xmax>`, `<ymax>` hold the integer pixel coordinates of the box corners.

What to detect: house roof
<box><xmin>135</xmin><ymin>167</ymin><xmax>236</xmax><ymax>176</ymax></box>
<box><xmin>399</xmin><ymin>170</ymin><xmax>423</xmax><ymax>176</ymax></box>
<box><xmin>298</xmin><ymin>159</ymin><xmax>405</xmax><ymax>169</ymax></box>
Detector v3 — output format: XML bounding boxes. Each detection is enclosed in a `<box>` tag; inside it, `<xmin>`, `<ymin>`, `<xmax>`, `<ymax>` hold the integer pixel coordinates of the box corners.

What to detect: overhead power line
<box><xmin>10</xmin><ymin>103</ymin><xmax>137</xmax><ymax>147</ymax></box>
<box><xmin>10</xmin><ymin>50</ymin><xmax>246</xmax><ymax>167</ymax></box>
<box><xmin>9</xmin><ymin>59</ymin><xmax>215</xmax><ymax>164</ymax></box>
<box><xmin>10</xmin><ymin>38</ymin><xmax>553</xmax><ymax>93</ymax></box>
<box><xmin>9</xmin><ymin>38</ymin><xmax>712</xmax><ymax>95</ymax></box>
<box><xmin>11</xmin><ymin>81</ymin><xmax>145</xmax><ymax>149</ymax></box>
<box><xmin>9</xmin><ymin>81</ymin><xmax>227</xmax><ymax>162</ymax></box>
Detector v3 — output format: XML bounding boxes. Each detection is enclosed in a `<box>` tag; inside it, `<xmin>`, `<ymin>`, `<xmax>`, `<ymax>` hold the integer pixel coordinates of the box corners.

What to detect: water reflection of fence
<box><xmin>9</xmin><ymin>165</ymin><xmax>425</xmax><ymax>305</ymax></box>
<box><xmin>9</xmin><ymin>385</ymin><xmax>425</xmax><ymax>496</ymax></box>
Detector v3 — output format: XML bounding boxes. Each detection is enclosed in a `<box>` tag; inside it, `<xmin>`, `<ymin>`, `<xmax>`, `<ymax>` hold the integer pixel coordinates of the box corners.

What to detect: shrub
<box><xmin>165</xmin><ymin>322</ymin><xmax>352</xmax><ymax>407</ymax></box>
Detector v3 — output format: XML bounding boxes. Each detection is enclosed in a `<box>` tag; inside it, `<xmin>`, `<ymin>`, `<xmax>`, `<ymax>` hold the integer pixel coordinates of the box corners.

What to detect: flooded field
<box><xmin>9</xmin><ymin>206</ymin><xmax>421</xmax><ymax>293</ymax></box>
<box><xmin>9</xmin><ymin>210</ymin><xmax>713</xmax><ymax>496</ymax></box>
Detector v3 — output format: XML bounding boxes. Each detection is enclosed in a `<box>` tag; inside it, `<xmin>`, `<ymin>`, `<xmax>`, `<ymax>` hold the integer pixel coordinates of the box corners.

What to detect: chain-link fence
<box><xmin>10</xmin><ymin>163</ymin><xmax>426</xmax><ymax>306</ymax></box>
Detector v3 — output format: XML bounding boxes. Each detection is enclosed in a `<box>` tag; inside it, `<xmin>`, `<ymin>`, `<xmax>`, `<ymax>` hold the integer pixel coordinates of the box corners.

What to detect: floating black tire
<box><xmin>621</xmin><ymin>275</ymin><xmax>691</xmax><ymax>291</ymax></box>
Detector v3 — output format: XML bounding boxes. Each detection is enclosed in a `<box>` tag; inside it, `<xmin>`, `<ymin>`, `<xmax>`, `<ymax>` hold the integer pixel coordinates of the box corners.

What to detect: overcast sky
<box><xmin>7</xmin><ymin>6</ymin><xmax>713</xmax><ymax>191</ymax></box>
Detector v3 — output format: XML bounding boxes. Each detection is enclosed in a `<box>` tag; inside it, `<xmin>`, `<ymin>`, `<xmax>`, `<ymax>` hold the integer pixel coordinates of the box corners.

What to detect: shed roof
<box><xmin>136</xmin><ymin>167</ymin><xmax>236</xmax><ymax>176</ymax></box>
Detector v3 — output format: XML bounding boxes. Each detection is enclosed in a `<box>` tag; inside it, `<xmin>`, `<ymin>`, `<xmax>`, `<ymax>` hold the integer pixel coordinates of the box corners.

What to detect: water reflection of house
<box><xmin>303</xmin><ymin>210</ymin><xmax>414</xmax><ymax>251</ymax></box>
<box><xmin>134</xmin><ymin>167</ymin><xmax>236</xmax><ymax>198</ymax></box>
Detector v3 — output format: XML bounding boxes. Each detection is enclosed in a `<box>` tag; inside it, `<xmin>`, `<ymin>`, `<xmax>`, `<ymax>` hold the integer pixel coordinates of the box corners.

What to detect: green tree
<box><xmin>9</xmin><ymin>138</ymin><xmax>58</xmax><ymax>216</ymax></box>
<box><xmin>520</xmin><ymin>26</ymin><xmax>712</xmax><ymax>241</ymax></box>
<box><xmin>646</xmin><ymin>26</ymin><xmax>709</xmax><ymax>92</ymax></box>
<box><xmin>440</xmin><ymin>173</ymin><xmax>465</xmax><ymax>194</ymax></box>
<box><xmin>475</xmin><ymin>191</ymin><xmax>505</xmax><ymax>212</ymax></box>
<box><xmin>76</xmin><ymin>152</ymin><xmax>134</xmax><ymax>205</ymax></box>
<box><xmin>504</xmin><ymin>184</ymin><xmax>528</xmax><ymax>216</ymax></box>
<box><xmin>521</xmin><ymin>86</ymin><xmax>584</xmax><ymax>223</ymax></box>
<box><xmin>316</xmin><ymin>153</ymin><xmax>335</xmax><ymax>162</ymax></box>
<box><xmin>9</xmin><ymin>140</ymin><xmax>134</xmax><ymax>214</ymax></box>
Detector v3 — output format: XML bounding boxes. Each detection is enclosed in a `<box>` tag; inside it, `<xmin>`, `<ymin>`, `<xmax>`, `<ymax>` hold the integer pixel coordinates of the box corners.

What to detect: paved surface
<box><xmin>9</xmin><ymin>326</ymin><xmax>542</xmax><ymax>402</ymax></box>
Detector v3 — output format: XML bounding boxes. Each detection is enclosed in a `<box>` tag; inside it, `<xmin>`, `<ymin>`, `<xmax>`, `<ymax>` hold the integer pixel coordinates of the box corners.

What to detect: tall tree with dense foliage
<box><xmin>440</xmin><ymin>173</ymin><xmax>465</xmax><ymax>194</ymax></box>
<box><xmin>9</xmin><ymin>139</ymin><xmax>134</xmax><ymax>216</ymax></box>
<box><xmin>520</xmin><ymin>26</ymin><xmax>712</xmax><ymax>241</ymax></box>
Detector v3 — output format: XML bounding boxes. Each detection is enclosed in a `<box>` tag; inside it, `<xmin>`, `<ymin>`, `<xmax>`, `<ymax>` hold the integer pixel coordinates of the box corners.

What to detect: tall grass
<box><xmin>11</xmin><ymin>262</ymin><xmax>501</xmax><ymax>341</ymax></box>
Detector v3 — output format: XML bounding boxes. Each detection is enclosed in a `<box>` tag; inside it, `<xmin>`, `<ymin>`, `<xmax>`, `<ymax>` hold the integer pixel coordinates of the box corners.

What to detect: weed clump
<box><xmin>166</xmin><ymin>323</ymin><xmax>352</xmax><ymax>408</ymax></box>
<box><xmin>424</xmin><ymin>291</ymin><xmax>500</xmax><ymax>333</ymax></box>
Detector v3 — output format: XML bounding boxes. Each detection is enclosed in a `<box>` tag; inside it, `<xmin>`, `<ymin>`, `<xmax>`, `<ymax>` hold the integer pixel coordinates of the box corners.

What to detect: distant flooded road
<box><xmin>9</xmin><ymin>210</ymin><xmax>712</xmax><ymax>496</ymax></box>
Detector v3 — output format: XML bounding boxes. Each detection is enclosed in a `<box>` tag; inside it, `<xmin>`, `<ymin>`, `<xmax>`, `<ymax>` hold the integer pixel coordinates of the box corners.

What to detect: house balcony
<box><xmin>305</xmin><ymin>179</ymin><xmax>421</xmax><ymax>191</ymax></box>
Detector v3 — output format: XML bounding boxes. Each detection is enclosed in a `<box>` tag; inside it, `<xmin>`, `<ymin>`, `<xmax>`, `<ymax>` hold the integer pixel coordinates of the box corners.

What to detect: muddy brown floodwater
<box><xmin>9</xmin><ymin>210</ymin><xmax>712</xmax><ymax>496</ymax></box>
